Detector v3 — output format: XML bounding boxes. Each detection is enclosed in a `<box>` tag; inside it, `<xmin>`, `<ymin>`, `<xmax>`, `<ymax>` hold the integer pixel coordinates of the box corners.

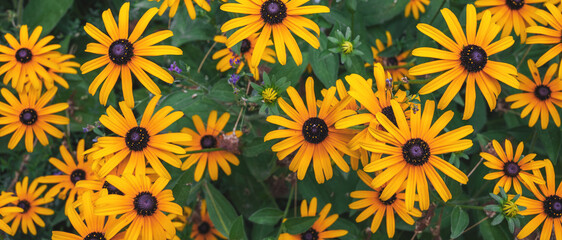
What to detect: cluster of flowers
<box><xmin>0</xmin><ymin>0</ymin><xmax>561</xmax><ymax>239</ymax></box>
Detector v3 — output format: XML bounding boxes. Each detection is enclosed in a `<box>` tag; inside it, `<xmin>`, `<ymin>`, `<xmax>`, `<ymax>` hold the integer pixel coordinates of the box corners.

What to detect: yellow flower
<box><xmin>262</xmin><ymin>87</ymin><xmax>279</xmax><ymax>103</ymax></box>
<box><xmin>2</xmin><ymin>177</ymin><xmax>54</xmax><ymax>235</ymax></box>
<box><xmin>505</xmin><ymin>59</ymin><xmax>562</xmax><ymax>129</ymax></box>
<box><xmin>153</xmin><ymin>0</ymin><xmax>217</xmax><ymax>20</ymax></box>
<box><xmin>409</xmin><ymin>4</ymin><xmax>518</xmax><ymax>120</ymax></box>
<box><xmin>37</xmin><ymin>140</ymin><xmax>98</xmax><ymax>212</ymax></box>
<box><xmin>95</xmin><ymin>174</ymin><xmax>183</xmax><ymax>240</ymax></box>
<box><xmin>264</xmin><ymin>77</ymin><xmax>358</xmax><ymax>183</ymax></box>
<box><xmin>81</xmin><ymin>2</ymin><xmax>182</xmax><ymax>107</ymax></box>
<box><xmin>481</xmin><ymin>139</ymin><xmax>546</xmax><ymax>194</ymax></box>
<box><xmin>517</xmin><ymin>160</ymin><xmax>562</xmax><ymax>240</ymax></box>
<box><xmin>526</xmin><ymin>3</ymin><xmax>562</xmax><ymax>77</ymax></box>
<box><xmin>349</xmin><ymin>171</ymin><xmax>422</xmax><ymax>238</ymax></box>
<box><xmin>220</xmin><ymin>0</ymin><xmax>329</xmax><ymax>66</ymax></box>
<box><xmin>212</xmin><ymin>34</ymin><xmax>276</xmax><ymax>80</ymax></box>
<box><xmin>52</xmin><ymin>191</ymin><xmax>125</xmax><ymax>240</ymax></box>
<box><xmin>279</xmin><ymin>197</ymin><xmax>347</xmax><ymax>239</ymax></box>
<box><xmin>0</xmin><ymin>25</ymin><xmax>60</xmax><ymax>92</ymax></box>
<box><xmin>89</xmin><ymin>95</ymin><xmax>191</xmax><ymax>179</ymax></box>
<box><xmin>363</xmin><ymin>100</ymin><xmax>473</xmax><ymax>211</ymax></box>
<box><xmin>367</xmin><ymin>31</ymin><xmax>415</xmax><ymax>89</ymax></box>
<box><xmin>405</xmin><ymin>0</ymin><xmax>430</xmax><ymax>20</ymax></box>
<box><xmin>475</xmin><ymin>0</ymin><xmax>547</xmax><ymax>43</ymax></box>
<box><xmin>0</xmin><ymin>192</ymin><xmax>23</xmax><ymax>236</ymax></box>
<box><xmin>0</xmin><ymin>87</ymin><xmax>69</xmax><ymax>152</ymax></box>
<box><xmin>190</xmin><ymin>200</ymin><xmax>226</xmax><ymax>240</ymax></box>
<box><xmin>180</xmin><ymin>111</ymin><xmax>242</xmax><ymax>181</ymax></box>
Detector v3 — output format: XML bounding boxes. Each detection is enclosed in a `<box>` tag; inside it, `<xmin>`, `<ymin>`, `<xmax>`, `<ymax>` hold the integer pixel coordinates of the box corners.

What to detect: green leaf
<box><xmin>203</xmin><ymin>182</ymin><xmax>239</xmax><ymax>237</ymax></box>
<box><xmin>170</xmin><ymin>9</ymin><xmax>214</xmax><ymax>46</ymax></box>
<box><xmin>357</xmin><ymin>0</ymin><xmax>408</xmax><ymax>26</ymax></box>
<box><xmin>229</xmin><ymin>216</ymin><xmax>248</xmax><ymax>240</ymax></box>
<box><xmin>22</xmin><ymin>0</ymin><xmax>74</xmax><ymax>35</ymax></box>
<box><xmin>284</xmin><ymin>216</ymin><xmax>318</xmax><ymax>235</ymax></box>
<box><xmin>248</xmin><ymin>208</ymin><xmax>283</xmax><ymax>225</ymax></box>
<box><xmin>450</xmin><ymin>206</ymin><xmax>469</xmax><ymax>239</ymax></box>
<box><xmin>170</xmin><ymin>168</ymin><xmax>195</xmax><ymax>205</ymax></box>
<box><xmin>491</xmin><ymin>214</ymin><xmax>504</xmax><ymax>226</ymax></box>
<box><xmin>310</xmin><ymin>50</ymin><xmax>339</xmax><ymax>88</ymax></box>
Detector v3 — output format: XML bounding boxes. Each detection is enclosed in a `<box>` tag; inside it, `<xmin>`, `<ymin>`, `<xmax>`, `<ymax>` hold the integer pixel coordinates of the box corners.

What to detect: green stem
<box><xmin>16</xmin><ymin>0</ymin><xmax>23</xmax><ymax>26</ymax></box>
<box><xmin>529</xmin><ymin>129</ymin><xmax>538</xmax><ymax>153</ymax></box>
<box><xmin>276</xmin><ymin>183</ymin><xmax>296</xmax><ymax>239</ymax></box>
<box><xmin>385</xmin><ymin>63</ymin><xmax>413</xmax><ymax>70</ymax></box>
<box><xmin>184</xmin><ymin>148</ymin><xmax>224</xmax><ymax>154</ymax></box>
<box><xmin>460</xmin><ymin>216</ymin><xmax>490</xmax><ymax>236</ymax></box>
<box><xmin>171</xmin><ymin>72</ymin><xmax>209</xmax><ymax>92</ymax></box>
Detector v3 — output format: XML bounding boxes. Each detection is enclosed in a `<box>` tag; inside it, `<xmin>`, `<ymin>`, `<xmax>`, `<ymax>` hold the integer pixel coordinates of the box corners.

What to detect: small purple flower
<box><xmin>53</xmin><ymin>171</ymin><xmax>64</xmax><ymax>175</ymax></box>
<box><xmin>83</xmin><ymin>127</ymin><xmax>89</xmax><ymax>133</ymax></box>
<box><xmin>229</xmin><ymin>57</ymin><xmax>241</xmax><ymax>67</ymax></box>
<box><xmin>168</xmin><ymin>61</ymin><xmax>182</xmax><ymax>73</ymax></box>
<box><xmin>92</xmin><ymin>137</ymin><xmax>99</xmax><ymax>143</ymax></box>
<box><xmin>228</xmin><ymin>74</ymin><xmax>240</xmax><ymax>85</ymax></box>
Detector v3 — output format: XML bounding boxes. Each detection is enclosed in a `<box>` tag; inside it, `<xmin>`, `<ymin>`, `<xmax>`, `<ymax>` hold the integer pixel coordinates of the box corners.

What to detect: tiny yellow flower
<box><xmin>341</xmin><ymin>41</ymin><xmax>353</xmax><ymax>54</ymax></box>
<box><xmin>261</xmin><ymin>87</ymin><xmax>279</xmax><ymax>104</ymax></box>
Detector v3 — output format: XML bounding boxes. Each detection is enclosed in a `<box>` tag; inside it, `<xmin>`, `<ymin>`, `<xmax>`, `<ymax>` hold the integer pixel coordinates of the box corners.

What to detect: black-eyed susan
<box><xmin>366</xmin><ymin>31</ymin><xmax>414</xmax><ymax>88</ymax></box>
<box><xmin>153</xmin><ymin>0</ymin><xmax>213</xmax><ymax>20</ymax></box>
<box><xmin>180</xmin><ymin>111</ymin><xmax>242</xmax><ymax>181</ymax></box>
<box><xmin>90</xmin><ymin>95</ymin><xmax>191</xmax><ymax>179</ymax></box>
<box><xmin>52</xmin><ymin>191</ymin><xmax>125</xmax><ymax>240</ymax></box>
<box><xmin>335</xmin><ymin>64</ymin><xmax>413</xmax><ymax>159</ymax></box>
<box><xmin>213</xmin><ymin>34</ymin><xmax>276</xmax><ymax>80</ymax></box>
<box><xmin>81</xmin><ymin>2</ymin><xmax>182</xmax><ymax>107</ymax></box>
<box><xmin>481</xmin><ymin>139</ymin><xmax>546</xmax><ymax>194</ymax></box>
<box><xmin>190</xmin><ymin>200</ymin><xmax>226</xmax><ymax>240</ymax></box>
<box><xmin>405</xmin><ymin>0</ymin><xmax>430</xmax><ymax>20</ymax></box>
<box><xmin>220</xmin><ymin>0</ymin><xmax>329</xmax><ymax>66</ymax></box>
<box><xmin>505</xmin><ymin>59</ymin><xmax>562</xmax><ymax>129</ymax></box>
<box><xmin>517</xmin><ymin>160</ymin><xmax>562</xmax><ymax>240</ymax></box>
<box><xmin>279</xmin><ymin>197</ymin><xmax>347</xmax><ymax>239</ymax></box>
<box><xmin>0</xmin><ymin>87</ymin><xmax>68</xmax><ymax>152</ymax></box>
<box><xmin>322</xmin><ymin>78</ymin><xmax>369</xmax><ymax>171</ymax></box>
<box><xmin>2</xmin><ymin>177</ymin><xmax>54</xmax><ymax>235</ymax></box>
<box><xmin>168</xmin><ymin>206</ymin><xmax>191</xmax><ymax>233</ymax></box>
<box><xmin>349</xmin><ymin>171</ymin><xmax>422</xmax><ymax>238</ymax></box>
<box><xmin>409</xmin><ymin>4</ymin><xmax>518</xmax><ymax>120</ymax></box>
<box><xmin>0</xmin><ymin>25</ymin><xmax>60</xmax><ymax>92</ymax></box>
<box><xmin>36</xmin><ymin>140</ymin><xmax>97</xmax><ymax>211</ymax></box>
<box><xmin>95</xmin><ymin>174</ymin><xmax>183</xmax><ymax>240</ymax></box>
<box><xmin>362</xmin><ymin>100</ymin><xmax>473</xmax><ymax>211</ymax></box>
<box><xmin>526</xmin><ymin>3</ymin><xmax>562</xmax><ymax>77</ymax></box>
<box><xmin>475</xmin><ymin>0</ymin><xmax>546</xmax><ymax>43</ymax></box>
<box><xmin>264</xmin><ymin>77</ymin><xmax>358</xmax><ymax>183</ymax></box>
<box><xmin>0</xmin><ymin>192</ymin><xmax>23</xmax><ymax>235</ymax></box>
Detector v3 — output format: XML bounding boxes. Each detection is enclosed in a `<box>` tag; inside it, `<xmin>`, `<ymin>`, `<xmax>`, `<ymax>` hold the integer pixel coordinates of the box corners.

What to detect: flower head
<box><xmin>0</xmin><ymin>87</ymin><xmax>69</xmax><ymax>152</ymax></box>
<box><xmin>409</xmin><ymin>4</ymin><xmax>518</xmax><ymax>119</ymax></box>
<box><xmin>0</xmin><ymin>25</ymin><xmax>60</xmax><ymax>92</ymax></box>
<box><xmin>81</xmin><ymin>2</ymin><xmax>183</xmax><ymax>107</ymax></box>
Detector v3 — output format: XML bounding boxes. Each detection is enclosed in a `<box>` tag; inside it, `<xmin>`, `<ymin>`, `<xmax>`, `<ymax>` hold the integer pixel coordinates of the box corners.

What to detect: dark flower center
<box><xmin>506</xmin><ymin>0</ymin><xmax>524</xmax><ymax>10</ymax></box>
<box><xmin>543</xmin><ymin>195</ymin><xmax>562</xmax><ymax>218</ymax></box>
<box><xmin>19</xmin><ymin>108</ymin><xmax>38</xmax><ymax>125</ymax></box>
<box><xmin>402</xmin><ymin>138</ymin><xmax>431</xmax><ymax>166</ymax></box>
<box><xmin>300</xmin><ymin>228</ymin><xmax>319</xmax><ymax>240</ymax></box>
<box><xmin>460</xmin><ymin>45</ymin><xmax>487</xmax><ymax>72</ymax></box>
<box><xmin>200</xmin><ymin>135</ymin><xmax>218</xmax><ymax>149</ymax></box>
<box><xmin>15</xmin><ymin>48</ymin><xmax>32</xmax><ymax>63</ymax></box>
<box><xmin>261</xmin><ymin>0</ymin><xmax>287</xmax><ymax>24</ymax></box>
<box><xmin>108</xmin><ymin>39</ymin><xmax>134</xmax><ymax>65</ymax></box>
<box><xmin>17</xmin><ymin>200</ymin><xmax>30</xmax><ymax>213</ymax></box>
<box><xmin>534</xmin><ymin>85</ymin><xmax>551</xmax><ymax>101</ymax></box>
<box><xmin>380</xmin><ymin>193</ymin><xmax>397</xmax><ymax>205</ymax></box>
<box><xmin>302</xmin><ymin>117</ymin><xmax>329</xmax><ymax>144</ymax></box>
<box><xmin>70</xmin><ymin>169</ymin><xmax>86</xmax><ymax>185</ymax></box>
<box><xmin>198</xmin><ymin>222</ymin><xmax>211</xmax><ymax>234</ymax></box>
<box><xmin>384</xmin><ymin>57</ymin><xmax>399</xmax><ymax>66</ymax></box>
<box><xmin>125</xmin><ymin>127</ymin><xmax>150</xmax><ymax>151</ymax></box>
<box><xmin>102</xmin><ymin>181</ymin><xmax>124</xmax><ymax>195</ymax></box>
<box><xmin>83</xmin><ymin>232</ymin><xmax>106</xmax><ymax>240</ymax></box>
<box><xmin>133</xmin><ymin>192</ymin><xmax>158</xmax><ymax>216</ymax></box>
<box><xmin>503</xmin><ymin>161</ymin><xmax>521</xmax><ymax>177</ymax></box>
<box><xmin>381</xmin><ymin>106</ymin><xmax>398</xmax><ymax>126</ymax></box>
<box><xmin>240</xmin><ymin>39</ymin><xmax>251</xmax><ymax>53</ymax></box>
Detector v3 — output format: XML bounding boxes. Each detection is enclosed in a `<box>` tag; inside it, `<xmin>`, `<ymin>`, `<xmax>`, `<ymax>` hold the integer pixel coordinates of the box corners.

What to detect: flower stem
<box><xmin>276</xmin><ymin>182</ymin><xmax>295</xmax><ymax>239</ymax></box>
<box><xmin>445</xmin><ymin>202</ymin><xmax>485</xmax><ymax>210</ymax></box>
